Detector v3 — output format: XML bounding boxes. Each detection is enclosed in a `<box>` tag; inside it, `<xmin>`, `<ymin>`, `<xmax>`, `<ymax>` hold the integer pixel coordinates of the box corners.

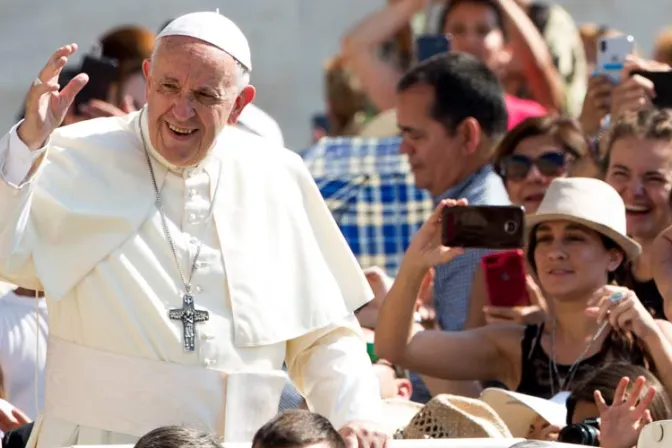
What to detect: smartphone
<box><xmin>481</xmin><ymin>249</ymin><xmax>530</xmax><ymax>308</ymax></box>
<box><xmin>74</xmin><ymin>55</ymin><xmax>119</xmax><ymax>113</ymax></box>
<box><xmin>416</xmin><ymin>34</ymin><xmax>451</xmax><ymax>63</ymax></box>
<box><xmin>311</xmin><ymin>113</ymin><xmax>330</xmax><ymax>133</ymax></box>
<box><xmin>596</xmin><ymin>34</ymin><xmax>635</xmax><ymax>83</ymax></box>
<box><xmin>441</xmin><ymin>205</ymin><xmax>525</xmax><ymax>249</ymax></box>
<box><xmin>631</xmin><ymin>70</ymin><xmax>672</xmax><ymax>109</ymax></box>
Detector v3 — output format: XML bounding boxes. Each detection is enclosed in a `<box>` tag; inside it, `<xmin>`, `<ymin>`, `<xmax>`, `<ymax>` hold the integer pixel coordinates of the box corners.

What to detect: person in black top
<box><xmin>375</xmin><ymin>177</ymin><xmax>672</xmax><ymax>404</ymax></box>
<box><xmin>603</xmin><ymin>109</ymin><xmax>672</xmax><ymax>320</ymax></box>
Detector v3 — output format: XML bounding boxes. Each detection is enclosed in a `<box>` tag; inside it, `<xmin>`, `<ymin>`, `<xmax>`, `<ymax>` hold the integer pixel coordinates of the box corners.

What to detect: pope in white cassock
<box><xmin>0</xmin><ymin>11</ymin><xmax>385</xmax><ymax>448</ymax></box>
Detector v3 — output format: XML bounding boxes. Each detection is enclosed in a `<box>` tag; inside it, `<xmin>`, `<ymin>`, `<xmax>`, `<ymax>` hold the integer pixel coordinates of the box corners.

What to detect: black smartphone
<box><xmin>74</xmin><ymin>55</ymin><xmax>119</xmax><ymax>113</ymax></box>
<box><xmin>441</xmin><ymin>205</ymin><xmax>525</xmax><ymax>249</ymax></box>
<box><xmin>631</xmin><ymin>70</ymin><xmax>672</xmax><ymax>109</ymax></box>
<box><xmin>311</xmin><ymin>113</ymin><xmax>330</xmax><ymax>133</ymax></box>
<box><xmin>415</xmin><ymin>34</ymin><xmax>451</xmax><ymax>63</ymax></box>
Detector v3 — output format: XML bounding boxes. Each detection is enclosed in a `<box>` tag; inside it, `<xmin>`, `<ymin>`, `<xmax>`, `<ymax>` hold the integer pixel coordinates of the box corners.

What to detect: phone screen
<box><xmin>74</xmin><ymin>55</ymin><xmax>119</xmax><ymax>113</ymax></box>
<box><xmin>416</xmin><ymin>34</ymin><xmax>451</xmax><ymax>63</ymax></box>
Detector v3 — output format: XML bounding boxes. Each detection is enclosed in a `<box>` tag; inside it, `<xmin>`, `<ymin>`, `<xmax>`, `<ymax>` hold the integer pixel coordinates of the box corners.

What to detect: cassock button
<box><xmin>189</xmin><ymin>213</ymin><xmax>197</xmax><ymax>223</ymax></box>
<box><xmin>190</xmin><ymin>237</ymin><xmax>199</xmax><ymax>245</ymax></box>
<box><xmin>189</xmin><ymin>189</ymin><xmax>197</xmax><ymax>198</ymax></box>
<box><xmin>195</xmin><ymin>285</ymin><xmax>203</xmax><ymax>293</ymax></box>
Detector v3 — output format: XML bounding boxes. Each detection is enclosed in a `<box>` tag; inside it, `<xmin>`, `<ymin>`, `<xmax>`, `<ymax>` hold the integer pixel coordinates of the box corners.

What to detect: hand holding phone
<box><xmin>630</xmin><ymin>70</ymin><xmax>672</xmax><ymax>108</ymax></box>
<box><xmin>74</xmin><ymin>55</ymin><xmax>119</xmax><ymax>114</ymax></box>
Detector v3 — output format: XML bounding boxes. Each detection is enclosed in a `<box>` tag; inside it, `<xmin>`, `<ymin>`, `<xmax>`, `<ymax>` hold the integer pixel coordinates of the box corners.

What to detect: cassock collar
<box><xmin>138</xmin><ymin>106</ymin><xmax>216</xmax><ymax>179</ymax></box>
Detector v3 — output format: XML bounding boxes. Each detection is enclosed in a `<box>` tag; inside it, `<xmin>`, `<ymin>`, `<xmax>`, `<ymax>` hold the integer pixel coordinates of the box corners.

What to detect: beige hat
<box><xmin>526</xmin><ymin>177</ymin><xmax>641</xmax><ymax>261</ymax></box>
<box><xmin>157</xmin><ymin>11</ymin><xmax>252</xmax><ymax>70</ymax></box>
<box><xmin>397</xmin><ymin>394</ymin><xmax>512</xmax><ymax>439</ymax></box>
<box><xmin>638</xmin><ymin>419</ymin><xmax>672</xmax><ymax>447</ymax></box>
<box><xmin>480</xmin><ymin>388</ymin><xmax>567</xmax><ymax>438</ymax></box>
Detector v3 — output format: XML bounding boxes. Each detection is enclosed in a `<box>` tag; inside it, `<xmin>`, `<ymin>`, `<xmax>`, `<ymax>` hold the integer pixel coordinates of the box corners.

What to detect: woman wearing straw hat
<box><xmin>376</xmin><ymin>177</ymin><xmax>672</xmax><ymax>406</ymax></box>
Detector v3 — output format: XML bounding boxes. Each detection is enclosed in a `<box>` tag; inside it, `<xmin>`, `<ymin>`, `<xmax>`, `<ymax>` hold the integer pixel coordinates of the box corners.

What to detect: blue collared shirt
<box><xmin>432</xmin><ymin>164</ymin><xmax>511</xmax><ymax>331</ymax></box>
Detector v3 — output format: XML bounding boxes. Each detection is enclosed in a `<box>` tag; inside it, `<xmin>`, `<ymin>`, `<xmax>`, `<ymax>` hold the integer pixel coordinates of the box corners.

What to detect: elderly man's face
<box><xmin>142</xmin><ymin>36</ymin><xmax>255</xmax><ymax>166</ymax></box>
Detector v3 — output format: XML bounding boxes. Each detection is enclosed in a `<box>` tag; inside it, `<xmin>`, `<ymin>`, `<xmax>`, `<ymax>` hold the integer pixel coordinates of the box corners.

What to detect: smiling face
<box><xmin>605</xmin><ymin>137</ymin><xmax>672</xmax><ymax>244</ymax></box>
<box><xmin>143</xmin><ymin>36</ymin><xmax>255</xmax><ymax>167</ymax></box>
<box><xmin>532</xmin><ymin>221</ymin><xmax>624</xmax><ymax>300</ymax></box>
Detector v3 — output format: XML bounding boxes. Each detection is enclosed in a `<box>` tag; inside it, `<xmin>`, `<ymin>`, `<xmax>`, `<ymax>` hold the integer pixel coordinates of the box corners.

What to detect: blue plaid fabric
<box><xmin>302</xmin><ymin>136</ymin><xmax>433</xmax><ymax>276</ymax></box>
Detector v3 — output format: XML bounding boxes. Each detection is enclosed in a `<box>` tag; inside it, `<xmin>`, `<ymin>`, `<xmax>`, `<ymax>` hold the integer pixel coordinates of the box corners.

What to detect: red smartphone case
<box><xmin>481</xmin><ymin>249</ymin><xmax>530</xmax><ymax>308</ymax></box>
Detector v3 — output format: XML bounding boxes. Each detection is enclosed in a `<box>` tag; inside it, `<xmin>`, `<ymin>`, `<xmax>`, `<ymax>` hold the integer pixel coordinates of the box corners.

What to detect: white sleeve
<box><xmin>0</xmin><ymin>121</ymin><xmax>48</xmax><ymax>186</ymax></box>
<box><xmin>286</xmin><ymin>314</ymin><xmax>383</xmax><ymax>429</ymax></box>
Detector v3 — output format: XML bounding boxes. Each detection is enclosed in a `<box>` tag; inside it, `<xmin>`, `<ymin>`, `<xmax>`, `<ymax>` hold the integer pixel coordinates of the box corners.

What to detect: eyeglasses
<box><xmin>499</xmin><ymin>151</ymin><xmax>569</xmax><ymax>181</ymax></box>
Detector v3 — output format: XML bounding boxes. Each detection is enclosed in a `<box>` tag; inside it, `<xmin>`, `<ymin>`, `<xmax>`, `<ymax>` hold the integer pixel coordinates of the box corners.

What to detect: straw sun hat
<box><xmin>395</xmin><ymin>394</ymin><xmax>512</xmax><ymax>439</ymax></box>
<box><xmin>525</xmin><ymin>177</ymin><xmax>641</xmax><ymax>261</ymax></box>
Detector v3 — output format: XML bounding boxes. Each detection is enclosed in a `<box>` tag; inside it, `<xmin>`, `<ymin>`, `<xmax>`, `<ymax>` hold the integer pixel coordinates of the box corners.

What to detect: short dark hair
<box><xmin>252</xmin><ymin>410</ymin><xmax>345</xmax><ymax>448</ymax></box>
<box><xmin>438</xmin><ymin>0</ymin><xmax>507</xmax><ymax>40</ymax></box>
<box><xmin>134</xmin><ymin>426</ymin><xmax>220</xmax><ymax>448</ymax></box>
<box><xmin>397</xmin><ymin>52</ymin><xmax>508</xmax><ymax>140</ymax></box>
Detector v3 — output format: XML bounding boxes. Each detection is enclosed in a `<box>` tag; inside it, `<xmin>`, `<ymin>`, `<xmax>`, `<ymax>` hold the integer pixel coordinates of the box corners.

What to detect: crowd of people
<box><xmin>3</xmin><ymin>1</ymin><xmax>672</xmax><ymax>448</ymax></box>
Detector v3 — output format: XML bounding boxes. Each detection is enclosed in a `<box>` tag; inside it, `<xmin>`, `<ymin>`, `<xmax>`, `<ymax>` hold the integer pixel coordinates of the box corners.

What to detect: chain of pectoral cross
<box><xmin>138</xmin><ymin>109</ymin><xmax>221</xmax><ymax>351</ymax></box>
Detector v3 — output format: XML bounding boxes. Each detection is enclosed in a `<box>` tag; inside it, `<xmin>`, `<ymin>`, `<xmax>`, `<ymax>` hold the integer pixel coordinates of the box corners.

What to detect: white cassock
<box><xmin>0</xmin><ymin>108</ymin><xmax>381</xmax><ymax>447</ymax></box>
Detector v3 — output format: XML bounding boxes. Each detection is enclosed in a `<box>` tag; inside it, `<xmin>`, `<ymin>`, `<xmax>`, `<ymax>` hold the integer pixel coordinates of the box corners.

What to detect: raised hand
<box><xmin>402</xmin><ymin>199</ymin><xmax>467</xmax><ymax>274</ymax></box>
<box><xmin>585</xmin><ymin>286</ymin><xmax>659</xmax><ymax>342</ymax></box>
<box><xmin>18</xmin><ymin>44</ymin><xmax>89</xmax><ymax>150</ymax></box>
<box><xmin>595</xmin><ymin>376</ymin><xmax>655</xmax><ymax>448</ymax></box>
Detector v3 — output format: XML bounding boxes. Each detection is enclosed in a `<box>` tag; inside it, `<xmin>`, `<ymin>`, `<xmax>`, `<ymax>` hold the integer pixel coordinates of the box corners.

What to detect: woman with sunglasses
<box><xmin>375</xmin><ymin>178</ymin><xmax>672</xmax><ymax>403</ymax></box>
<box><xmin>464</xmin><ymin>116</ymin><xmax>598</xmax><ymax>330</ymax></box>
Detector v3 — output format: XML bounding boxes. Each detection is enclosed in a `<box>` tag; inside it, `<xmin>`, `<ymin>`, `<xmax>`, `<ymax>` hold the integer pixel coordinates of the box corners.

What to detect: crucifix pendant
<box><xmin>169</xmin><ymin>290</ymin><xmax>210</xmax><ymax>351</ymax></box>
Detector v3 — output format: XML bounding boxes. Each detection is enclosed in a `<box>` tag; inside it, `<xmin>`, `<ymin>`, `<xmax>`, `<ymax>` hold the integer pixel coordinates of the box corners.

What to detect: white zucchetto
<box><xmin>157</xmin><ymin>11</ymin><xmax>252</xmax><ymax>70</ymax></box>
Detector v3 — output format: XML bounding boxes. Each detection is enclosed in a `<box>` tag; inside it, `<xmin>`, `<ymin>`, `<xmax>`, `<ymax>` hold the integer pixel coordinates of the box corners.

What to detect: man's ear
<box><xmin>228</xmin><ymin>85</ymin><xmax>256</xmax><ymax>125</ymax></box>
<box><xmin>454</xmin><ymin>117</ymin><xmax>482</xmax><ymax>155</ymax></box>
<box><xmin>396</xmin><ymin>379</ymin><xmax>413</xmax><ymax>399</ymax></box>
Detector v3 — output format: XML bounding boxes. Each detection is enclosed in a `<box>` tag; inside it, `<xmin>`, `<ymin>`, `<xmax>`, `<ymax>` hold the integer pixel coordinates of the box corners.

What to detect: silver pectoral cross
<box><xmin>169</xmin><ymin>292</ymin><xmax>210</xmax><ymax>351</ymax></box>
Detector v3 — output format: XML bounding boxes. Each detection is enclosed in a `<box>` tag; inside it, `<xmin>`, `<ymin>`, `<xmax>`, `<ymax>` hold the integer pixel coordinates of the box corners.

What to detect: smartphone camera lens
<box><xmin>600</xmin><ymin>40</ymin><xmax>607</xmax><ymax>52</ymax></box>
<box><xmin>504</xmin><ymin>220</ymin><xmax>518</xmax><ymax>234</ymax></box>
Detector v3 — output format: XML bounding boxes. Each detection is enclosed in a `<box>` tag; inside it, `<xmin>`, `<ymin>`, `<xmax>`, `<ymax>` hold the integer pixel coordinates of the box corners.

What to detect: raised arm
<box><xmin>0</xmin><ymin>44</ymin><xmax>87</xmax><ymax>289</ymax></box>
<box><xmin>375</xmin><ymin>200</ymin><xmax>520</xmax><ymax>385</ymax></box>
<box><xmin>495</xmin><ymin>0</ymin><xmax>564</xmax><ymax>113</ymax></box>
<box><xmin>341</xmin><ymin>0</ymin><xmax>423</xmax><ymax>111</ymax></box>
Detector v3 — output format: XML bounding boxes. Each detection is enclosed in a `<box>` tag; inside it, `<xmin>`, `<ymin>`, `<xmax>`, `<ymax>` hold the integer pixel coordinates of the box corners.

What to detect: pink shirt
<box><xmin>505</xmin><ymin>94</ymin><xmax>547</xmax><ymax>130</ymax></box>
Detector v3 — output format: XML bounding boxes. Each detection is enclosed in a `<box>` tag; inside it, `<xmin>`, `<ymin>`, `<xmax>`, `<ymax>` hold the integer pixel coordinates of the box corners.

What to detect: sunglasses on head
<box><xmin>499</xmin><ymin>151</ymin><xmax>569</xmax><ymax>181</ymax></box>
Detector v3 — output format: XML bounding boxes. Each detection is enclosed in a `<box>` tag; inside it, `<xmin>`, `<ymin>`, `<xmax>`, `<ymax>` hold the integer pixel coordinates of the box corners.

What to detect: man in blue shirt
<box><xmin>396</xmin><ymin>52</ymin><xmax>511</xmax><ymax>401</ymax></box>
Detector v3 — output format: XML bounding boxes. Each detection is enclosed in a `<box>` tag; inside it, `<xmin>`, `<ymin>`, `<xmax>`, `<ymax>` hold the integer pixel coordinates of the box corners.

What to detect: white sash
<box><xmin>43</xmin><ymin>338</ymin><xmax>287</xmax><ymax>442</ymax></box>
